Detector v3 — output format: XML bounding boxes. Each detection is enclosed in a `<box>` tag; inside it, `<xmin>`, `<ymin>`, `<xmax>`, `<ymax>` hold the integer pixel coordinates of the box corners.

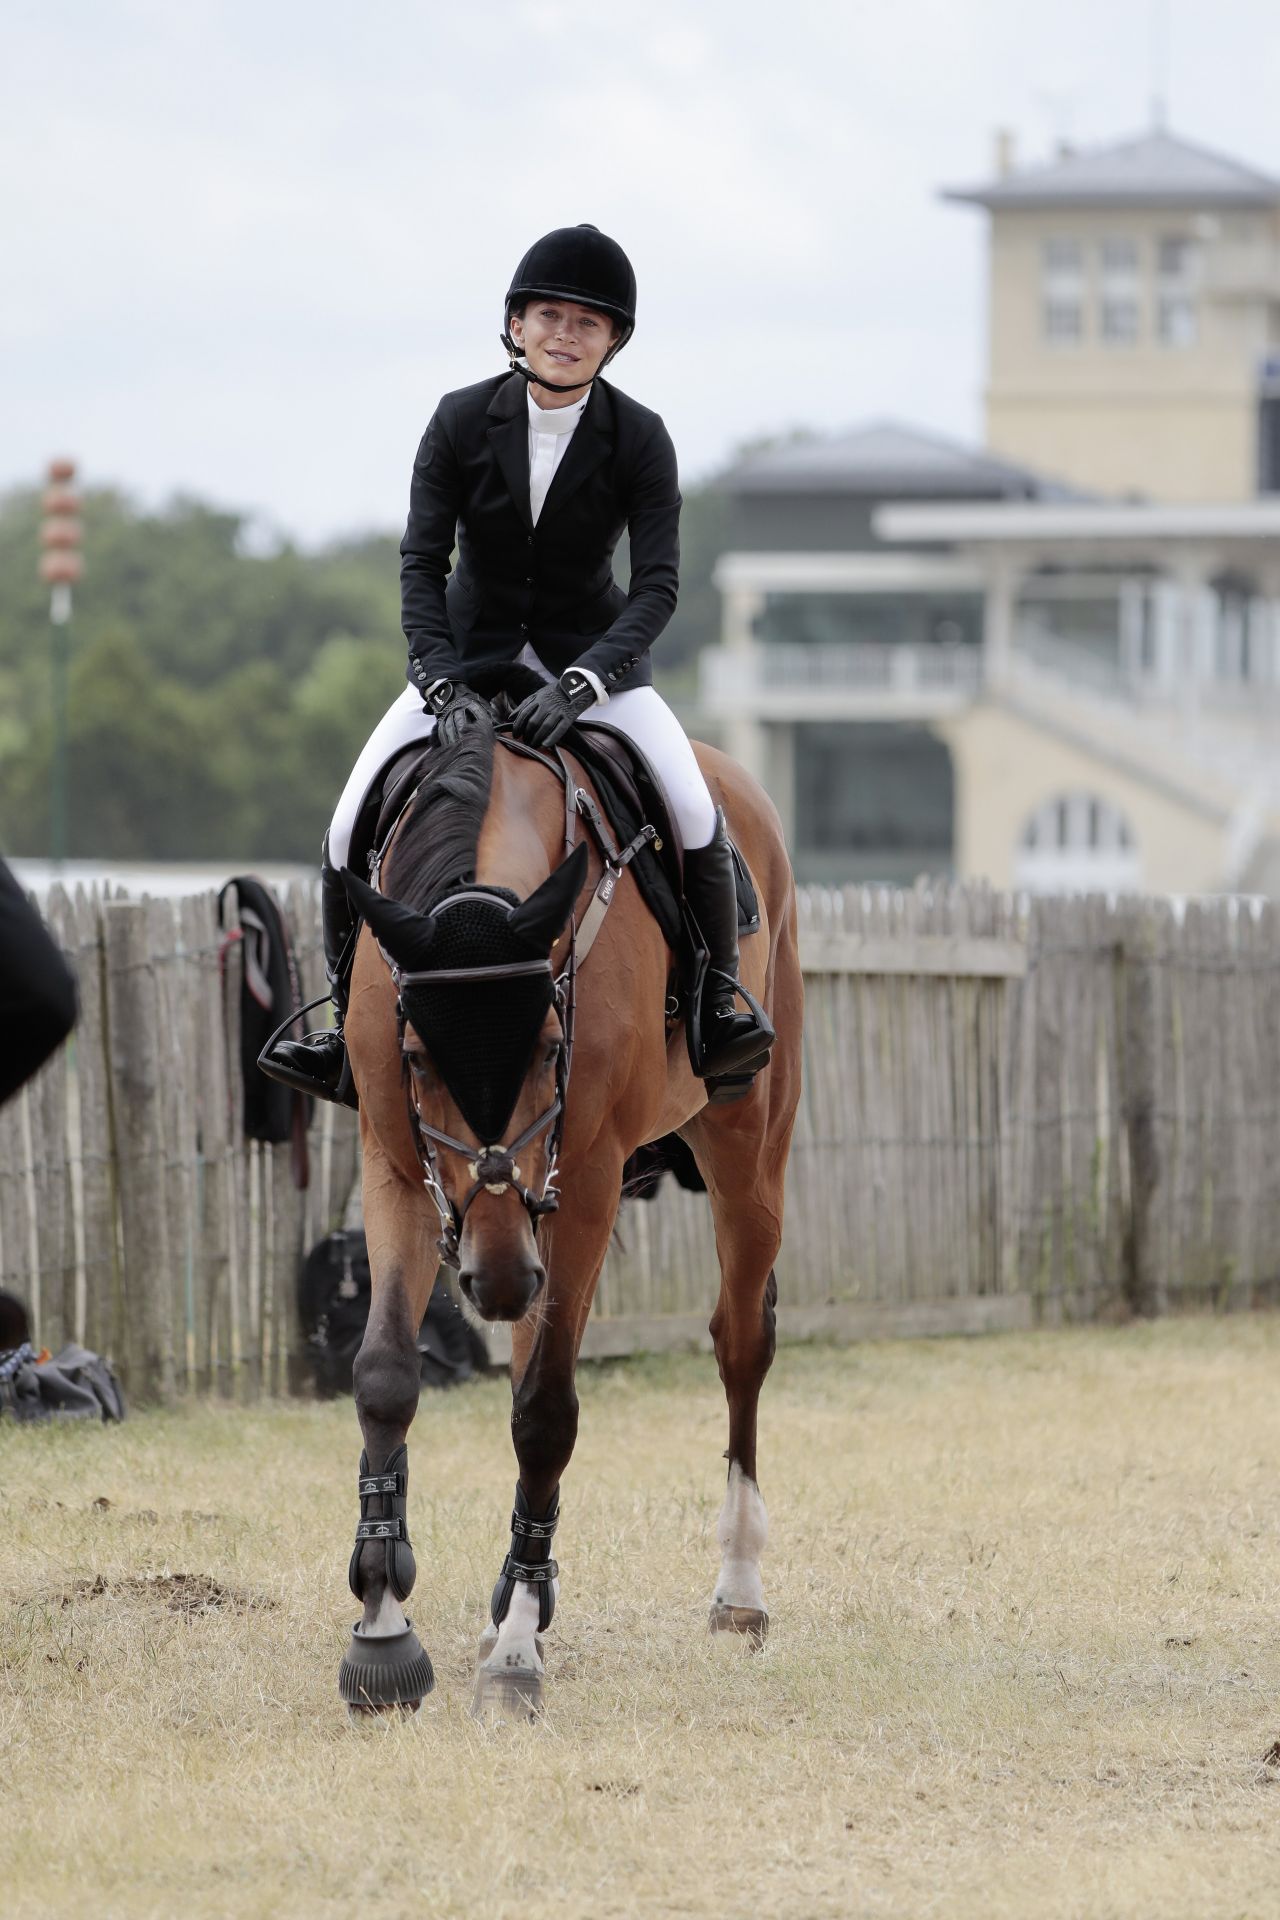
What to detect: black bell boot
<box><xmin>684</xmin><ymin>809</ymin><xmax>776</xmax><ymax>1082</ymax></box>
<box><xmin>259</xmin><ymin>835</ymin><xmax>358</xmax><ymax>1108</ymax></box>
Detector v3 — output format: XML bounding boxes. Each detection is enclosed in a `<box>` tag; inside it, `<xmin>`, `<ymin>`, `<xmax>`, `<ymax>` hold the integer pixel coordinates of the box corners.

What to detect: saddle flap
<box><xmin>567</xmin><ymin>721</ymin><xmax>761</xmax><ymax>942</ymax></box>
<box><xmin>573</xmin><ymin>720</ymin><xmax>687</xmax><ymax>880</ymax></box>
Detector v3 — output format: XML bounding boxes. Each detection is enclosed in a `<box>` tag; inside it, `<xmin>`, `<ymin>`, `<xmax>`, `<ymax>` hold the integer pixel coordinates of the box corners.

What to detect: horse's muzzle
<box><xmin>458</xmin><ymin>1259</ymin><xmax>546</xmax><ymax>1323</ymax></box>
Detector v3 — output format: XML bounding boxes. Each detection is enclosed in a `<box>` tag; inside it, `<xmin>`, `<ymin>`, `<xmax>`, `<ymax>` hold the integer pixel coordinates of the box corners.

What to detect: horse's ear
<box><xmin>508</xmin><ymin>842</ymin><xmax>589</xmax><ymax>952</ymax></box>
<box><xmin>341</xmin><ymin>869</ymin><xmax>436</xmax><ymax>969</ymax></box>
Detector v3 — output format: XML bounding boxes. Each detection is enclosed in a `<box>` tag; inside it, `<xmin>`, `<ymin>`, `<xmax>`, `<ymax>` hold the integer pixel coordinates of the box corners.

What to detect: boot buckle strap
<box><xmin>358</xmin><ymin>1472</ymin><xmax>405</xmax><ymax>1498</ymax></box>
<box><xmin>504</xmin><ymin>1556</ymin><xmax>558</xmax><ymax>1584</ymax></box>
<box><xmin>355</xmin><ymin>1517</ymin><xmax>406</xmax><ymax>1543</ymax></box>
<box><xmin>510</xmin><ymin>1511</ymin><xmax>558</xmax><ymax>1540</ymax></box>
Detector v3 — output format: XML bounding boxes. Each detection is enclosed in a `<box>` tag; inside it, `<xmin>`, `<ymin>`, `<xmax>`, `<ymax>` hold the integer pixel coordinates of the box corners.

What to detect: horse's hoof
<box><xmin>470</xmin><ymin>1658</ymin><xmax>544</xmax><ymax>1721</ymax></box>
<box><xmin>338</xmin><ymin>1620</ymin><xmax>435</xmax><ymax>1713</ymax></box>
<box><xmin>709</xmin><ymin>1603</ymin><xmax>768</xmax><ymax>1649</ymax></box>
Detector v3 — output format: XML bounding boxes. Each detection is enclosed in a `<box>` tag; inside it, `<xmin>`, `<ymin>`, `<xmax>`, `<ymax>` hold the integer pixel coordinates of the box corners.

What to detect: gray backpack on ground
<box><xmin>0</xmin><ymin>1342</ymin><xmax>126</xmax><ymax>1423</ymax></box>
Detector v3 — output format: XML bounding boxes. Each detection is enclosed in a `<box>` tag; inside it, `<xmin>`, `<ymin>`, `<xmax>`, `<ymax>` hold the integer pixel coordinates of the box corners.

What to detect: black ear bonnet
<box><xmin>344</xmin><ymin>847</ymin><xmax>587</xmax><ymax>1145</ymax></box>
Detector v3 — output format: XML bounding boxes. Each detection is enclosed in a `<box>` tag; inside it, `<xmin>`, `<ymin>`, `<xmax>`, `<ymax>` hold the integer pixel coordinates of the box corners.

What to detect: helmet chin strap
<box><xmin>499</xmin><ymin>325</ymin><xmax>629</xmax><ymax>395</ymax></box>
<box><xmin>499</xmin><ymin>331</ymin><xmax>594</xmax><ymax>395</ymax></box>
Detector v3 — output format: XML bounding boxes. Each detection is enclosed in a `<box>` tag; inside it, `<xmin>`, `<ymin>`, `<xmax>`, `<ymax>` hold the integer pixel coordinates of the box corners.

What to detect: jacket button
<box><xmin>526</xmin><ymin>576</ymin><xmax>534</xmax><ymax>585</ymax></box>
<box><xmin>520</xmin><ymin>621</ymin><xmax>529</xmax><ymax>632</ymax></box>
<box><xmin>527</xmin><ymin>535</ymin><xmax>534</xmax><ymax>547</ymax></box>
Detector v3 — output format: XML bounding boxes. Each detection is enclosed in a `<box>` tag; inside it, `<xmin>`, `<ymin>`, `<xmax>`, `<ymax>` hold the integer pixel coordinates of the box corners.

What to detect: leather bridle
<box><xmin>392</xmin><ymin>936</ymin><xmax>574</xmax><ymax>1271</ymax></box>
<box><xmin>369</xmin><ymin>731</ymin><xmax>654</xmax><ymax>1270</ymax></box>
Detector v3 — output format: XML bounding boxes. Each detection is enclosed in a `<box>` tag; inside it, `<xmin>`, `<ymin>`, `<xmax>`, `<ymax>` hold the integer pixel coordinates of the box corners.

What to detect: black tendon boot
<box><xmin>259</xmin><ymin>834</ymin><xmax>357</xmax><ymax>1108</ymax></box>
<box><xmin>490</xmin><ymin>1483</ymin><xmax>560</xmax><ymax>1635</ymax></box>
<box><xmin>684</xmin><ymin>808</ymin><xmax>775</xmax><ymax>1083</ymax></box>
<box><xmin>337</xmin><ymin>1443</ymin><xmax>435</xmax><ymax>1710</ymax></box>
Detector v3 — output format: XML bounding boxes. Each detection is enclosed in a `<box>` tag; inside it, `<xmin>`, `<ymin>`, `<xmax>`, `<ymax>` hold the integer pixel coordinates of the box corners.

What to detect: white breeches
<box><xmin>329</xmin><ymin>675</ymin><xmax>717</xmax><ymax>870</ymax></box>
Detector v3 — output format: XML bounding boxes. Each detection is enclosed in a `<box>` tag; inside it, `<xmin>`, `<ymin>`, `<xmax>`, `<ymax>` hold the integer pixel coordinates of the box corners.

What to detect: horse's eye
<box><xmin>544</xmin><ymin>1042</ymin><xmax>561</xmax><ymax>1069</ymax></box>
<box><xmin>407</xmin><ymin>1051</ymin><xmax>435</xmax><ymax>1082</ymax></box>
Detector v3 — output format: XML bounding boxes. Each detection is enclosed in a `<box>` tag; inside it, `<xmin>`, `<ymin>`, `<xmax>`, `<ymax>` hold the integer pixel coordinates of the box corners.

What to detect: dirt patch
<box><xmin>60</xmin><ymin>1573</ymin><xmax>274</xmax><ymax>1617</ymax></box>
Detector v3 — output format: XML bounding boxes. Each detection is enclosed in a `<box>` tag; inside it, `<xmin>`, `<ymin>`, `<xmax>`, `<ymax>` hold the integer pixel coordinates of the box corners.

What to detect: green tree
<box><xmin>0</xmin><ymin>473</ymin><xmax>729</xmax><ymax>861</ymax></box>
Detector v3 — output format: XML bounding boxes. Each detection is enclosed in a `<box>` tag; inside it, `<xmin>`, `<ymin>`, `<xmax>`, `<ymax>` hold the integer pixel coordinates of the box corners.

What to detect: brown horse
<box><xmin>335</xmin><ymin>707</ymin><xmax>802</xmax><ymax>1715</ymax></box>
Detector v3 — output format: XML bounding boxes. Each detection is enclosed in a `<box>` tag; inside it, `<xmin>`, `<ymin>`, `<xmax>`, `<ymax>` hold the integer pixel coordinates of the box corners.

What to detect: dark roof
<box><xmin>718</xmin><ymin>420</ymin><xmax>1080</xmax><ymax>500</ymax></box>
<box><xmin>943</xmin><ymin>127</ymin><xmax>1280</xmax><ymax>211</ymax></box>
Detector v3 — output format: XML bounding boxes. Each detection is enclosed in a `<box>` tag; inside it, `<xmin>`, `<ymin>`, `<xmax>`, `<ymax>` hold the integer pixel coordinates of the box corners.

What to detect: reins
<box><xmin>370</xmin><ymin>727</ymin><xmax>656</xmax><ymax>1269</ymax></box>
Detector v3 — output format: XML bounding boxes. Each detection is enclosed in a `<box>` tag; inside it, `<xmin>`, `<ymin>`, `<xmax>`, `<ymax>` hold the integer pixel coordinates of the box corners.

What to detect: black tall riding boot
<box><xmin>259</xmin><ymin>835</ymin><xmax>357</xmax><ymax>1108</ymax></box>
<box><xmin>683</xmin><ymin>809</ymin><xmax>775</xmax><ymax>1082</ymax></box>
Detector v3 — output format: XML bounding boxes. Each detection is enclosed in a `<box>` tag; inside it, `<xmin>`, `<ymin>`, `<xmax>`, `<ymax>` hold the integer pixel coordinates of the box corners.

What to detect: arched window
<box><xmin>1015</xmin><ymin>791</ymin><xmax>1140</xmax><ymax>893</ymax></box>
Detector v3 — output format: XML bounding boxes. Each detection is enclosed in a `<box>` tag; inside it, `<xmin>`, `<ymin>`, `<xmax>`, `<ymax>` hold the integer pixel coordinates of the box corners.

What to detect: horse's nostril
<box><xmin>459</xmin><ymin>1273</ymin><xmax>475</xmax><ymax>1301</ymax></box>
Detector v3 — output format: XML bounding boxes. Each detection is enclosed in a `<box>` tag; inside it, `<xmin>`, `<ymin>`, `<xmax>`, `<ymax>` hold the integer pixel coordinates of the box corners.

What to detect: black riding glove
<box><xmin>426</xmin><ymin>681</ymin><xmax>490</xmax><ymax>750</ymax></box>
<box><xmin>509</xmin><ymin>670</ymin><xmax>597</xmax><ymax>750</ymax></box>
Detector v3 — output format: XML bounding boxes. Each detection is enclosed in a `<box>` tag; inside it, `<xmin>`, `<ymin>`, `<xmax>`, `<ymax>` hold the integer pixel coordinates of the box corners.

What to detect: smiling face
<box><xmin>508</xmin><ymin>298</ymin><xmax>619</xmax><ymax>404</ymax></box>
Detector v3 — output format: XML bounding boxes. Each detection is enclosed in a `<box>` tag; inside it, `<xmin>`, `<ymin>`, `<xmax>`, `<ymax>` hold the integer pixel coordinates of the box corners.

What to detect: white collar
<box><xmin>527</xmin><ymin>386</ymin><xmax>591</xmax><ymax>435</ymax></box>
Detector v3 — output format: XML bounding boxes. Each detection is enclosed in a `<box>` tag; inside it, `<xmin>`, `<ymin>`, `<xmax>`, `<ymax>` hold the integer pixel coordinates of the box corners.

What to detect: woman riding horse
<box><xmin>264</xmin><ymin>223</ymin><xmax>772</xmax><ymax>1104</ymax></box>
<box><xmin>262</xmin><ymin>227</ymin><xmax>801</xmax><ymax>1714</ymax></box>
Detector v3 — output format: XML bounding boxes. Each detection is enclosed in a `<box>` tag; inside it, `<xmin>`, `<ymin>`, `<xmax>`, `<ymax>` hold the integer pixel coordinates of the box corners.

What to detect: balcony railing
<box><xmin>700</xmin><ymin>642</ymin><xmax>984</xmax><ymax>713</ymax></box>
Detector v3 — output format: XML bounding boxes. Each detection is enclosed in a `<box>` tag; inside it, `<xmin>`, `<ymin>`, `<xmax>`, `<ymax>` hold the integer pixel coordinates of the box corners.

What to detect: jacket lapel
<box><xmin>538</xmin><ymin>381</ymin><xmax>613</xmax><ymax>521</ymax></box>
<box><xmin>486</xmin><ymin>374</ymin><xmax>533</xmax><ymax>531</ymax></box>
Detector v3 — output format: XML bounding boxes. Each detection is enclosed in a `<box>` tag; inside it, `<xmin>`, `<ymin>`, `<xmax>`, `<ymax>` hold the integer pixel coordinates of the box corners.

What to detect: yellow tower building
<box><xmin>944</xmin><ymin>128</ymin><xmax>1280</xmax><ymax>502</ymax></box>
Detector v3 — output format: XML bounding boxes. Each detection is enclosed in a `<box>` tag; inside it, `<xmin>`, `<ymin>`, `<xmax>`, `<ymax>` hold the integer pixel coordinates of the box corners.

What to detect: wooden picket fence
<box><xmin>0</xmin><ymin>884</ymin><xmax>360</xmax><ymax>1402</ymax></box>
<box><xmin>3</xmin><ymin>879</ymin><xmax>1279</xmax><ymax>1401</ymax></box>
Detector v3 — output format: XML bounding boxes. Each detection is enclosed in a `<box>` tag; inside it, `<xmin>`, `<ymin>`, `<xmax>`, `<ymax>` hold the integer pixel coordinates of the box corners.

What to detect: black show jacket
<box><xmin>400</xmin><ymin>371</ymin><xmax>680</xmax><ymax>697</ymax></box>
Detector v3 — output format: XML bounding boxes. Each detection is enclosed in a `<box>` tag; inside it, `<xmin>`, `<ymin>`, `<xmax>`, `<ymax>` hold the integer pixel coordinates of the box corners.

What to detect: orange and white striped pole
<box><xmin>39</xmin><ymin>458</ymin><xmax>82</xmax><ymax>863</ymax></box>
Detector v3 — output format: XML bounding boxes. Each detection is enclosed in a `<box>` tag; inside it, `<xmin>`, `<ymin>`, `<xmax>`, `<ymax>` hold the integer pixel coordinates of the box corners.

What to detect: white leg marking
<box><xmin>712</xmin><ymin>1463</ymin><xmax>768</xmax><ymax>1613</ymax></box>
<box><xmin>480</xmin><ymin>1579</ymin><xmax>556</xmax><ymax>1675</ymax></box>
<box><xmin>362</xmin><ymin>1587</ymin><xmax>408</xmax><ymax>1638</ymax></box>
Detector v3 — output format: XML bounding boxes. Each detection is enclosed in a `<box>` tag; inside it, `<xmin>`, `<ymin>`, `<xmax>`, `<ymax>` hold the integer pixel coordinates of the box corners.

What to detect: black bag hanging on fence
<box><xmin>0</xmin><ymin>1342</ymin><xmax>126</xmax><ymax>1423</ymax></box>
<box><xmin>297</xmin><ymin>1230</ymin><xmax>490</xmax><ymax>1397</ymax></box>
<box><xmin>218</xmin><ymin>876</ymin><xmax>311</xmax><ymax>1182</ymax></box>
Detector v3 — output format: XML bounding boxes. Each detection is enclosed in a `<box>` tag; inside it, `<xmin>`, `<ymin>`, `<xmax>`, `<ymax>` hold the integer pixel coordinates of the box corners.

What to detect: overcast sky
<box><xmin>5</xmin><ymin>0</ymin><xmax>1280</xmax><ymax>543</ymax></box>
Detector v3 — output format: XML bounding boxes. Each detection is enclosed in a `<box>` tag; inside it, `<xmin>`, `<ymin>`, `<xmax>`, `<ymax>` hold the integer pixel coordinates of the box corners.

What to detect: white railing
<box><xmin>700</xmin><ymin>642</ymin><xmax>983</xmax><ymax>711</ymax></box>
<box><xmin>1015</xmin><ymin>631</ymin><xmax>1145</xmax><ymax>705</ymax></box>
<box><xmin>1015</xmin><ymin>626</ymin><xmax>1280</xmax><ymax>713</ymax></box>
<box><xmin>1008</xmin><ymin>631</ymin><xmax>1280</xmax><ymax>816</ymax></box>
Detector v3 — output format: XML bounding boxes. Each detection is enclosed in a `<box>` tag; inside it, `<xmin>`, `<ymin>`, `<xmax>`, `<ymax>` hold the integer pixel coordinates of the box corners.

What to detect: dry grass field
<box><xmin>4</xmin><ymin>1318</ymin><xmax>1280</xmax><ymax>1919</ymax></box>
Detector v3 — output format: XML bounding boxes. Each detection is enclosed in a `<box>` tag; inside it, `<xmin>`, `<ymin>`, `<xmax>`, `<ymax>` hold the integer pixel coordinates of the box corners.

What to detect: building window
<box><xmin>1098</xmin><ymin>235</ymin><xmax>1140</xmax><ymax>344</ymax></box>
<box><xmin>1158</xmin><ymin>296</ymin><xmax>1197</xmax><ymax>345</ymax></box>
<box><xmin>1260</xmin><ymin>396</ymin><xmax>1280</xmax><ymax>495</ymax></box>
<box><xmin>1100</xmin><ymin>236</ymin><xmax>1139</xmax><ymax>275</ymax></box>
<box><xmin>1044</xmin><ymin>236</ymin><xmax>1082</xmax><ymax>273</ymax></box>
<box><xmin>1045</xmin><ymin>300</ymin><xmax>1084</xmax><ymax>341</ymax></box>
<box><xmin>1158</xmin><ymin>235</ymin><xmax>1194</xmax><ymax>277</ymax></box>
<box><xmin>1156</xmin><ymin>234</ymin><xmax>1197</xmax><ymax>346</ymax></box>
<box><xmin>1042</xmin><ymin>235</ymin><xmax>1084</xmax><ymax>345</ymax></box>
<box><xmin>1016</xmin><ymin>791</ymin><xmax>1139</xmax><ymax>894</ymax></box>
<box><xmin>1101</xmin><ymin>299</ymin><xmax>1139</xmax><ymax>342</ymax></box>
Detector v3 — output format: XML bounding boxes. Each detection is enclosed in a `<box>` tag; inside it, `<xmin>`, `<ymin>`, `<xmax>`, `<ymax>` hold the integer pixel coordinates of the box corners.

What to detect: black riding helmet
<box><xmin>501</xmin><ymin>223</ymin><xmax>637</xmax><ymax>393</ymax></box>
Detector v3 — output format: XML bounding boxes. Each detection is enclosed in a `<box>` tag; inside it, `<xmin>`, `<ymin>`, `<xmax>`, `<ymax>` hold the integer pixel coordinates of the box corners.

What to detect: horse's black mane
<box><xmin>385</xmin><ymin>715</ymin><xmax>498</xmax><ymax>913</ymax></box>
<box><xmin>382</xmin><ymin>666</ymin><xmax>553</xmax><ymax>911</ymax></box>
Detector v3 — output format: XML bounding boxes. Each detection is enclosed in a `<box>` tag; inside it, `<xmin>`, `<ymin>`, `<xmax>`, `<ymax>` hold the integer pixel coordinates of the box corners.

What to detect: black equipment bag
<box><xmin>297</xmin><ymin>1230</ymin><xmax>489</xmax><ymax>1397</ymax></box>
<box><xmin>218</xmin><ymin>875</ymin><xmax>312</xmax><ymax>1166</ymax></box>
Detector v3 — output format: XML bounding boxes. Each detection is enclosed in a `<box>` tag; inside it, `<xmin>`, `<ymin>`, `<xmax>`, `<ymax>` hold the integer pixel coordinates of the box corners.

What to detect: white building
<box><xmin>702</xmin><ymin>427</ymin><xmax>1280</xmax><ymax>893</ymax></box>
